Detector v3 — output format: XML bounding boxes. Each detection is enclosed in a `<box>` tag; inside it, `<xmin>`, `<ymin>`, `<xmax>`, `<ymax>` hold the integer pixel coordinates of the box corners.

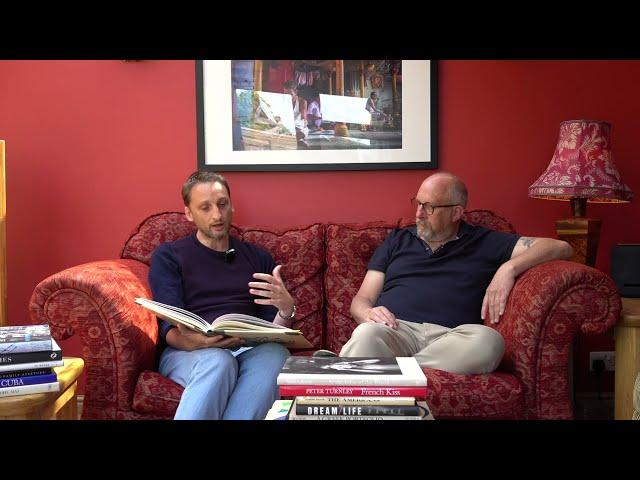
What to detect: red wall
<box><xmin>1</xmin><ymin>60</ymin><xmax>639</xmax><ymax>395</ymax></box>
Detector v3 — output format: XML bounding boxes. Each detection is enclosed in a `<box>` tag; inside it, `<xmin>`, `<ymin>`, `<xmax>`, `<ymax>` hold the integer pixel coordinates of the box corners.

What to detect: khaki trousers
<box><xmin>339</xmin><ymin>319</ymin><xmax>505</xmax><ymax>375</ymax></box>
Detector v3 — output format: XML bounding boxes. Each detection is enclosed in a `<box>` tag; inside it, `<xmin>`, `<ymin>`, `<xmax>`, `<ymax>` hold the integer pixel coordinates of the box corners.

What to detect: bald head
<box><xmin>419</xmin><ymin>172</ymin><xmax>468</xmax><ymax>208</ymax></box>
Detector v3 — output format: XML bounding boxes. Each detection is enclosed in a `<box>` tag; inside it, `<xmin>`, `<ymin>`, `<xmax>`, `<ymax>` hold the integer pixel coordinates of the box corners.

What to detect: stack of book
<box><xmin>0</xmin><ymin>325</ymin><xmax>63</xmax><ymax>398</ymax></box>
<box><xmin>276</xmin><ymin>356</ymin><xmax>430</xmax><ymax>420</ymax></box>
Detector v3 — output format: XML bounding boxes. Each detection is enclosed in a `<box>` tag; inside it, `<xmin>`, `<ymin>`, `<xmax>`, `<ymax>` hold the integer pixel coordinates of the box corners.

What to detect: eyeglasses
<box><xmin>411</xmin><ymin>198</ymin><xmax>460</xmax><ymax>215</ymax></box>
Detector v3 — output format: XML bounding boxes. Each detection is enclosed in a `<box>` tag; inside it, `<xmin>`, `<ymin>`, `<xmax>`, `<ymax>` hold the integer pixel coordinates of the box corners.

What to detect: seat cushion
<box><xmin>425</xmin><ymin>369</ymin><xmax>525</xmax><ymax>419</ymax></box>
<box><xmin>132</xmin><ymin>370</ymin><xmax>183</xmax><ymax>417</ymax></box>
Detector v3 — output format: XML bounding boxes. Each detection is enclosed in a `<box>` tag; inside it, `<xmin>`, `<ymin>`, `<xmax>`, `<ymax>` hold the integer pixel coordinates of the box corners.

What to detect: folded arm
<box><xmin>482</xmin><ymin>236</ymin><xmax>573</xmax><ymax>324</ymax></box>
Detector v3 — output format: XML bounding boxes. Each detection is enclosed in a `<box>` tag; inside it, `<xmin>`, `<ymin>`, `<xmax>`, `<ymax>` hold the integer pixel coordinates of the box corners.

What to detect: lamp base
<box><xmin>556</xmin><ymin>218</ymin><xmax>602</xmax><ymax>267</ymax></box>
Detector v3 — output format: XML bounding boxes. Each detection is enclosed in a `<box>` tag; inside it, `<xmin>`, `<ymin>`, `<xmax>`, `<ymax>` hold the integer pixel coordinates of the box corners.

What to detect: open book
<box><xmin>134</xmin><ymin>298</ymin><xmax>313</xmax><ymax>349</ymax></box>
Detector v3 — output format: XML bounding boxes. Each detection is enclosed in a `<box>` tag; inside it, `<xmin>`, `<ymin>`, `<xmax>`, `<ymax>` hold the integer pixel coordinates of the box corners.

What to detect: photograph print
<box><xmin>196</xmin><ymin>60</ymin><xmax>437</xmax><ymax>171</ymax></box>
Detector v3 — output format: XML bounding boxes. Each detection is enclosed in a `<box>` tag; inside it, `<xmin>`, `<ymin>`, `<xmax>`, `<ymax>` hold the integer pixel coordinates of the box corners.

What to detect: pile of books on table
<box><xmin>0</xmin><ymin>325</ymin><xmax>63</xmax><ymax>398</ymax></box>
<box><xmin>274</xmin><ymin>356</ymin><xmax>430</xmax><ymax>420</ymax></box>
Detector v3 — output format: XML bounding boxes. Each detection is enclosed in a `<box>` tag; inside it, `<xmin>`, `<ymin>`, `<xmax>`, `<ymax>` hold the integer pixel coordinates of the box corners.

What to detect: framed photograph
<box><xmin>196</xmin><ymin>60</ymin><xmax>437</xmax><ymax>171</ymax></box>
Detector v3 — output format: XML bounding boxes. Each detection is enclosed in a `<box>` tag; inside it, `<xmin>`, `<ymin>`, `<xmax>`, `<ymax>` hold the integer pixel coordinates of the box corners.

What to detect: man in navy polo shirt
<box><xmin>338</xmin><ymin>172</ymin><xmax>573</xmax><ymax>374</ymax></box>
<box><xmin>149</xmin><ymin>171</ymin><xmax>296</xmax><ymax>419</ymax></box>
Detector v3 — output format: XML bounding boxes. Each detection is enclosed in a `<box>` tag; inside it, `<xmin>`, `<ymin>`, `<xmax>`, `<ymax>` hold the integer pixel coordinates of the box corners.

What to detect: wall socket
<box><xmin>589</xmin><ymin>351</ymin><xmax>615</xmax><ymax>372</ymax></box>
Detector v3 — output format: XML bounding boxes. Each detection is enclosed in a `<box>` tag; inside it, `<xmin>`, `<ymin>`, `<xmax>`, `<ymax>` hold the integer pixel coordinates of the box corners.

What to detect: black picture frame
<box><xmin>196</xmin><ymin>60</ymin><xmax>438</xmax><ymax>171</ymax></box>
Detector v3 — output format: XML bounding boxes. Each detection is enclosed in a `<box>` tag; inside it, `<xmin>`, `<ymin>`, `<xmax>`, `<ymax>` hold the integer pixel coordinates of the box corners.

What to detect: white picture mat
<box><xmin>202</xmin><ymin>60</ymin><xmax>431</xmax><ymax>166</ymax></box>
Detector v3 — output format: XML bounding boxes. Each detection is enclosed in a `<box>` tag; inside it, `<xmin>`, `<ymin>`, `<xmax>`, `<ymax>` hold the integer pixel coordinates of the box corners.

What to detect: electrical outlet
<box><xmin>590</xmin><ymin>351</ymin><xmax>615</xmax><ymax>372</ymax></box>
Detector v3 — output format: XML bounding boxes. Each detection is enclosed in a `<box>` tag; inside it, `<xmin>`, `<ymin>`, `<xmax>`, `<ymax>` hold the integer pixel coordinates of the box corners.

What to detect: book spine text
<box><xmin>0</xmin><ymin>381</ymin><xmax>60</xmax><ymax>398</ymax></box>
<box><xmin>279</xmin><ymin>385</ymin><xmax>427</xmax><ymax>398</ymax></box>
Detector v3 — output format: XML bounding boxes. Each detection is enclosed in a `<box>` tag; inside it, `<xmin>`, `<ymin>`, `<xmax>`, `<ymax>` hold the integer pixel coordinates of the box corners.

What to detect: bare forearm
<box><xmin>350</xmin><ymin>294</ymin><xmax>376</xmax><ymax>324</ymax></box>
<box><xmin>507</xmin><ymin>238</ymin><xmax>573</xmax><ymax>277</ymax></box>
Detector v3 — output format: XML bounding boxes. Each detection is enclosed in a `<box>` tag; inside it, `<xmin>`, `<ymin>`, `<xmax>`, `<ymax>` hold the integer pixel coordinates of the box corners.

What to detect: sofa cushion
<box><xmin>241</xmin><ymin>224</ymin><xmax>325</xmax><ymax>351</ymax></box>
<box><xmin>425</xmin><ymin>369</ymin><xmax>525</xmax><ymax>419</ymax></box>
<box><xmin>324</xmin><ymin>221</ymin><xmax>397</xmax><ymax>353</ymax></box>
<box><xmin>132</xmin><ymin>370</ymin><xmax>183</xmax><ymax>417</ymax></box>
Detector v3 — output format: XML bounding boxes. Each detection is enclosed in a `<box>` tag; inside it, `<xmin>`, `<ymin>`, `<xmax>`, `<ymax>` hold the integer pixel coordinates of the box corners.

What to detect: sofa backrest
<box><xmin>121</xmin><ymin>210</ymin><xmax>516</xmax><ymax>352</ymax></box>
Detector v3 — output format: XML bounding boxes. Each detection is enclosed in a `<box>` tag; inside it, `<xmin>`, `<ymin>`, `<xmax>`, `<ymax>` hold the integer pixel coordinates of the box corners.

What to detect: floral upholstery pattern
<box><xmin>29</xmin><ymin>210</ymin><xmax>622</xmax><ymax>420</ymax></box>
<box><xmin>324</xmin><ymin>221</ymin><xmax>396</xmax><ymax>353</ymax></box>
<box><xmin>29</xmin><ymin>259</ymin><xmax>159</xmax><ymax>420</ymax></box>
<box><xmin>495</xmin><ymin>260</ymin><xmax>620</xmax><ymax>419</ymax></box>
<box><xmin>132</xmin><ymin>370</ymin><xmax>182</xmax><ymax>417</ymax></box>
<box><xmin>425</xmin><ymin>369</ymin><xmax>525</xmax><ymax>419</ymax></box>
<box><xmin>241</xmin><ymin>224</ymin><xmax>325</xmax><ymax>351</ymax></box>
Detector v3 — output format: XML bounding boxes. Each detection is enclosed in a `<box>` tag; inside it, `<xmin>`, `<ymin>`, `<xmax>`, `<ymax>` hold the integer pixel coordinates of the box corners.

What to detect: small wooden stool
<box><xmin>0</xmin><ymin>357</ymin><xmax>84</xmax><ymax>420</ymax></box>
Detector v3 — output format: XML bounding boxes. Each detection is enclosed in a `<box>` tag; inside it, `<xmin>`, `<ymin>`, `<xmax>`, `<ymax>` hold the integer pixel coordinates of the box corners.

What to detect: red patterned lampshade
<box><xmin>529</xmin><ymin>120</ymin><xmax>633</xmax><ymax>266</ymax></box>
<box><xmin>529</xmin><ymin>120</ymin><xmax>633</xmax><ymax>205</ymax></box>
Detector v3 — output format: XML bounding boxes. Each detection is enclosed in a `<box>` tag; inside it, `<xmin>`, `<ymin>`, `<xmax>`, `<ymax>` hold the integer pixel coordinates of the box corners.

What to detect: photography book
<box><xmin>0</xmin><ymin>381</ymin><xmax>60</xmax><ymax>398</ymax></box>
<box><xmin>277</xmin><ymin>356</ymin><xmax>428</xmax><ymax>387</ymax></box>
<box><xmin>295</xmin><ymin>403</ymin><xmax>423</xmax><ymax>417</ymax></box>
<box><xmin>0</xmin><ymin>338</ymin><xmax>64</xmax><ymax>372</ymax></box>
<box><xmin>0</xmin><ymin>324</ymin><xmax>52</xmax><ymax>354</ymax></box>
<box><xmin>295</xmin><ymin>396</ymin><xmax>417</xmax><ymax>406</ymax></box>
<box><xmin>0</xmin><ymin>369</ymin><xmax>57</xmax><ymax>389</ymax></box>
<box><xmin>287</xmin><ymin>398</ymin><xmax>431</xmax><ymax>421</ymax></box>
<box><xmin>278</xmin><ymin>385</ymin><xmax>427</xmax><ymax>398</ymax></box>
<box><xmin>135</xmin><ymin>297</ymin><xmax>313</xmax><ymax>349</ymax></box>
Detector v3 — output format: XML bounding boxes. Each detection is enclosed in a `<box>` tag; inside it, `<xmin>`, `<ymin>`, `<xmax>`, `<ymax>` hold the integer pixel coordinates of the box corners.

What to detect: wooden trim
<box><xmin>0</xmin><ymin>140</ymin><xmax>6</xmax><ymax>326</ymax></box>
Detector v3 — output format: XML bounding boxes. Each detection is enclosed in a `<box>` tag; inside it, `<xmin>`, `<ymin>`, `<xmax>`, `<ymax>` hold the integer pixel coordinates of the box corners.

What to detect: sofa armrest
<box><xmin>496</xmin><ymin>259</ymin><xmax>621</xmax><ymax>419</ymax></box>
<box><xmin>29</xmin><ymin>259</ymin><xmax>158</xmax><ymax>419</ymax></box>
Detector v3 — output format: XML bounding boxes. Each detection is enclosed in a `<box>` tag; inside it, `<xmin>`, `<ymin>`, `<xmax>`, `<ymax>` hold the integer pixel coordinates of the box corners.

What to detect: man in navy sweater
<box><xmin>335</xmin><ymin>172</ymin><xmax>573</xmax><ymax>375</ymax></box>
<box><xmin>149</xmin><ymin>171</ymin><xmax>296</xmax><ymax>420</ymax></box>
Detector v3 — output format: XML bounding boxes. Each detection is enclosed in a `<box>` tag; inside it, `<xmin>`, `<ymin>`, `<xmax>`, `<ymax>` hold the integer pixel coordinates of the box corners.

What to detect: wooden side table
<box><xmin>0</xmin><ymin>357</ymin><xmax>84</xmax><ymax>420</ymax></box>
<box><xmin>615</xmin><ymin>298</ymin><xmax>640</xmax><ymax>420</ymax></box>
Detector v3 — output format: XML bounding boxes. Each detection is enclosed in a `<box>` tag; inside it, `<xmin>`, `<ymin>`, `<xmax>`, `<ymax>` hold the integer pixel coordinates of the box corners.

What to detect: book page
<box><xmin>212</xmin><ymin>313</ymin><xmax>294</xmax><ymax>331</ymax></box>
<box><xmin>135</xmin><ymin>298</ymin><xmax>210</xmax><ymax>332</ymax></box>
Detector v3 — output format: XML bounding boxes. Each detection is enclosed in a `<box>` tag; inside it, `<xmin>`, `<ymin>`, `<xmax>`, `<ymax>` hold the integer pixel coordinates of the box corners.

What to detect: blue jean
<box><xmin>159</xmin><ymin>343</ymin><xmax>290</xmax><ymax>420</ymax></box>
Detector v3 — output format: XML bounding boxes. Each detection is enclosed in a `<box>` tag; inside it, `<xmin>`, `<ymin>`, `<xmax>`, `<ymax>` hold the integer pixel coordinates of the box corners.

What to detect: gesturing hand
<box><xmin>248</xmin><ymin>265</ymin><xmax>295</xmax><ymax>317</ymax></box>
<box><xmin>481</xmin><ymin>263</ymin><xmax>516</xmax><ymax>324</ymax></box>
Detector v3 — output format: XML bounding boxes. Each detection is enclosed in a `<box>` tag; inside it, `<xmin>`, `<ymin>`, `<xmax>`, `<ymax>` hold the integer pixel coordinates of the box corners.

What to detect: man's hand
<box><xmin>481</xmin><ymin>263</ymin><xmax>517</xmax><ymax>324</ymax></box>
<box><xmin>168</xmin><ymin>324</ymin><xmax>244</xmax><ymax>352</ymax></box>
<box><xmin>249</xmin><ymin>265</ymin><xmax>295</xmax><ymax>317</ymax></box>
<box><xmin>363</xmin><ymin>306</ymin><xmax>398</xmax><ymax>329</ymax></box>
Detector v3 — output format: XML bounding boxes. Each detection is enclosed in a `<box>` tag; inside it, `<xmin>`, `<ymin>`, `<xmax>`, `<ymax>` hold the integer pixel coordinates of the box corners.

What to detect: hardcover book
<box><xmin>278</xmin><ymin>385</ymin><xmax>427</xmax><ymax>398</ymax></box>
<box><xmin>0</xmin><ymin>381</ymin><xmax>60</xmax><ymax>398</ymax></box>
<box><xmin>0</xmin><ymin>324</ymin><xmax>52</xmax><ymax>354</ymax></box>
<box><xmin>295</xmin><ymin>396</ymin><xmax>417</xmax><ymax>406</ymax></box>
<box><xmin>295</xmin><ymin>403</ymin><xmax>423</xmax><ymax>416</ymax></box>
<box><xmin>287</xmin><ymin>399</ymin><xmax>432</xmax><ymax>420</ymax></box>
<box><xmin>0</xmin><ymin>370</ymin><xmax>57</xmax><ymax>388</ymax></box>
<box><xmin>0</xmin><ymin>338</ymin><xmax>64</xmax><ymax>372</ymax></box>
<box><xmin>135</xmin><ymin>298</ymin><xmax>312</xmax><ymax>349</ymax></box>
<box><xmin>277</xmin><ymin>356</ymin><xmax>427</xmax><ymax>387</ymax></box>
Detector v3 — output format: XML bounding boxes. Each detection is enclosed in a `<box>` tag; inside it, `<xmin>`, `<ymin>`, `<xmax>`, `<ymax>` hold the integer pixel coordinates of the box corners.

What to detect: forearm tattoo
<box><xmin>519</xmin><ymin>237</ymin><xmax>536</xmax><ymax>249</ymax></box>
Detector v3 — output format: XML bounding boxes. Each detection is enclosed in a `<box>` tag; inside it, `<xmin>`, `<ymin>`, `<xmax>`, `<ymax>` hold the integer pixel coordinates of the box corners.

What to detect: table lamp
<box><xmin>529</xmin><ymin>120</ymin><xmax>633</xmax><ymax>266</ymax></box>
